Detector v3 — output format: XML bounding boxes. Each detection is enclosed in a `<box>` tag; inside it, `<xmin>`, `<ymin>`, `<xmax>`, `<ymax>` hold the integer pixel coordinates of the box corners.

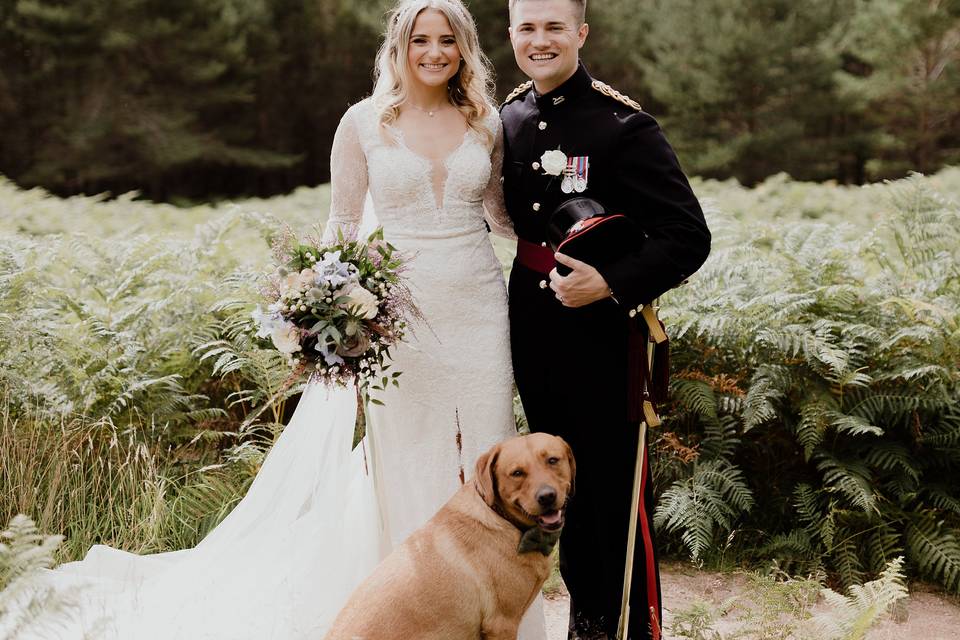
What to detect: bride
<box><xmin>10</xmin><ymin>0</ymin><xmax>547</xmax><ymax>638</ymax></box>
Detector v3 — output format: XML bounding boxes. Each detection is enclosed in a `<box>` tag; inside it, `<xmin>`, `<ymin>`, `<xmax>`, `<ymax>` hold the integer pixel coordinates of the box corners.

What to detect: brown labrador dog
<box><xmin>325</xmin><ymin>432</ymin><xmax>575</xmax><ymax>640</ymax></box>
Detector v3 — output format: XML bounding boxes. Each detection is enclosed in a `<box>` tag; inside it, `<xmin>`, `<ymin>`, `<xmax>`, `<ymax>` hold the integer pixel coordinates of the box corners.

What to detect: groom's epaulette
<box><xmin>591</xmin><ymin>80</ymin><xmax>643</xmax><ymax>112</ymax></box>
<box><xmin>501</xmin><ymin>81</ymin><xmax>533</xmax><ymax>108</ymax></box>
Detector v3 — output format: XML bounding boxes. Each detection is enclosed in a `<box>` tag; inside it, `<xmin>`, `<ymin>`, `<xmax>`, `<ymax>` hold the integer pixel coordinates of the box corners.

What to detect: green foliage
<box><xmin>637</xmin><ymin>0</ymin><xmax>853</xmax><ymax>183</ymax></box>
<box><xmin>3</xmin><ymin>1</ymin><xmax>960</xmax><ymax>197</ymax></box>
<box><xmin>808</xmin><ymin>557</ymin><xmax>909</xmax><ymax>640</ymax></box>
<box><xmin>904</xmin><ymin>512</ymin><xmax>960</xmax><ymax>592</ymax></box>
<box><xmin>655</xmin><ymin>459</ymin><xmax>754</xmax><ymax>562</ymax></box>
<box><xmin>668</xmin><ymin>599</ymin><xmax>730</xmax><ymax>640</ymax></box>
<box><xmin>669</xmin><ymin>558</ymin><xmax>908</xmax><ymax>640</ymax></box>
<box><xmin>0</xmin><ymin>514</ymin><xmax>104</xmax><ymax>638</ymax></box>
<box><xmin>0</xmin><ymin>515</ymin><xmax>62</xmax><ymax>591</ymax></box>
<box><xmin>656</xmin><ymin>172</ymin><xmax>960</xmax><ymax>592</ymax></box>
<box><xmin>3</xmin><ymin>0</ymin><xmax>302</xmax><ymax>196</ymax></box>
<box><xmin>0</xmin><ymin>178</ymin><xmax>321</xmax><ymax>561</ymax></box>
<box><xmin>635</xmin><ymin>0</ymin><xmax>960</xmax><ymax>183</ymax></box>
<box><xmin>0</xmin><ymin>0</ymin><xmax>383</xmax><ymax>199</ymax></box>
<box><xmin>3</xmin><ymin>165</ymin><xmax>960</xmax><ymax>602</ymax></box>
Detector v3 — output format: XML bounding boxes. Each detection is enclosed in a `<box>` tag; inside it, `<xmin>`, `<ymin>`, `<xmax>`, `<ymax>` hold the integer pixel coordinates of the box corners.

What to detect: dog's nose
<box><xmin>536</xmin><ymin>486</ymin><xmax>557</xmax><ymax>507</ymax></box>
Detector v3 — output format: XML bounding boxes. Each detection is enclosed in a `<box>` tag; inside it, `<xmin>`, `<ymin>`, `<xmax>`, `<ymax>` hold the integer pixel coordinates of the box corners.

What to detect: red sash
<box><xmin>516</xmin><ymin>238</ymin><xmax>554</xmax><ymax>275</ymax></box>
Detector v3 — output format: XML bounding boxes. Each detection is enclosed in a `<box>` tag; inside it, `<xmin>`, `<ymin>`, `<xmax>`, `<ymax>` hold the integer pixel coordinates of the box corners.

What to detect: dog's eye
<box><xmin>547</xmin><ymin>457</ymin><xmax>560</xmax><ymax>465</ymax></box>
<box><xmin>511</xmin><ymin>469</ymin><xmax>526</xmax><ymax>478</ymax></box>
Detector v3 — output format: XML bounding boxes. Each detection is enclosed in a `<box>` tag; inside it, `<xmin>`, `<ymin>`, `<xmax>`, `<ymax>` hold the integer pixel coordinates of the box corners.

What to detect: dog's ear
<box><xmin>474</xmin><ymin>445</ymin><xmax>500</xmax><ymax>507</ymax></box>
<box><xmin>560</xmin><ymin>437</ymin><xmax>576</xmax><ymax>497</ymax></box>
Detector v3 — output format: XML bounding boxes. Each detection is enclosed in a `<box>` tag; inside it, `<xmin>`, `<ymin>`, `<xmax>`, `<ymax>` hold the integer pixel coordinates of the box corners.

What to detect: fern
<box><xmin>807</xmin><ymin>557</ymin><xmax>908</xmax><ymax>640</ymax></box>
<box><xmin>815</xmin><ymin>454</ymin><xmax>877</xmax><ymax>514</ymax></box>
<box><xmin>742</xmin><ymin>364</ymin><xmax>787</xmax><ymax>430</ymax></box>
<box><xmin>660</xmin><ymin>175</ymin><xmax>960</xmax><ymax>591</ymax></box>
<box><xmin>831</xmin><ymin>528</ymin><xmax>866</xmax><ymax>589</ymax></box>
<box><xmin>0</xmin><ymin>514</ymin><xmax>105</xmax><ymax>638</ymax></box>
<box><xmin>904</xmin><ymin>513</ymin><xmax>960</xmax><ymax>593</ymax></box>
<box><xmin>655</xmin><ymin>460</ymin><xmax>754</xmax><ymax>560</ymax></box>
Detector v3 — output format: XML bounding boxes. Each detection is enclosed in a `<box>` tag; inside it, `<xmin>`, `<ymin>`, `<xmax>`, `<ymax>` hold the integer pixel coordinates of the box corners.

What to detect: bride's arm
<box><xmin>324</xmin><ymin>107</ymin><xmax>368</xmax><ymax>241</ymax></box>
<box><xmin>482</xmin><ymin>118</ymin><xmax>517</xmax><ymax>240</ymax></box>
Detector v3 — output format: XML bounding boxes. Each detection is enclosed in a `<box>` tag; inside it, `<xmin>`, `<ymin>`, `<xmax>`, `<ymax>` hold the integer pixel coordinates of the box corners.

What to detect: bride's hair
<box><xmin>373</xmin><ymin>0</ymin><xmax>496</xmax><ymax>145</ymax></box>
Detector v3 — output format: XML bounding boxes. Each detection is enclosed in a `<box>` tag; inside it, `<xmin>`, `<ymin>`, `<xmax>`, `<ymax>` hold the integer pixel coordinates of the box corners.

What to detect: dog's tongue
<box><xmin>540</xmin><ymin>510</ymin><xmax>562</xmax><ymax>525</ymax></box>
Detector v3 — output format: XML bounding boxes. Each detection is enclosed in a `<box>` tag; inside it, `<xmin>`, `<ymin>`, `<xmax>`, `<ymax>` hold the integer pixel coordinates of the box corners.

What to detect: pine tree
<box><xmin>835</xmin><ymin>0</ymin><xmax>960</xmax><ymax>178</ymax></box>
<box><xmin>6</xmin><ymin>0</ymin><xmax>300</xmax><ymax>198</ymax></box>
<box><xmin>635</xmin><ymin>0</ymin><xmax>856</xmax><ymax>183</ymax></box>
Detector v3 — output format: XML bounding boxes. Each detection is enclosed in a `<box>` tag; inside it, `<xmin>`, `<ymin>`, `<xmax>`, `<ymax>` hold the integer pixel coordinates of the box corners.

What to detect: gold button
<box><xmin>541</xmin><ymin>242</ymin><xmax>547</xmax><ymax>247</ymax></box>
<box><xmin>539</xmin><ymin>280</ymin><xmax>548</xmax><ymax>289</ymax></box>
<box><xmin>532</xmin><ymin>161</ymin><xmax>540</xmax><ymax>170</ymax></box>
<box><xmin>532</xmin><ymin>202</ymin><xmax>541</xmax><ymax>211</ymax></box>
<box><xmin>629</xmin><ymin>309</ymin><xmax>637</xmax><ymax>318</ymax></box>
<box><xmin>538</xmin><ymin>121</ymin><xmax>547</xmax><ymax>130</ymax></box>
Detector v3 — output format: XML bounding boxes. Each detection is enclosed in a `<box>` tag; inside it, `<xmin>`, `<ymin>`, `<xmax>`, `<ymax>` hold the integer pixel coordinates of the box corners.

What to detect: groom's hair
<box><xmin>509</xmin><ymin>0</ymin><xmax>587</xmax><ymax>25</ymax></box>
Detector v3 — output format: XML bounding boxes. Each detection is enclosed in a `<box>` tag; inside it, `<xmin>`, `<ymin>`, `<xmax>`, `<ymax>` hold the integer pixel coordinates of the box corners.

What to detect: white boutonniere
<box><xmin>540</xmin><ymin>149</ymin><xmax>567</xmax><ymax>176</ymax></box>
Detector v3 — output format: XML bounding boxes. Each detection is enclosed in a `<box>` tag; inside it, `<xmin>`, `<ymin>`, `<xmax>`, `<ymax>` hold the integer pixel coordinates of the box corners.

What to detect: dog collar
<box><xmin>492</xmin><ymin>503</ymin><xmax>562</xmax><ymax>556</ymax></box>
<box><xmin>517</xmin><ymin>526</ymin><xmax>562</xmax><ymax>556</ymax></box>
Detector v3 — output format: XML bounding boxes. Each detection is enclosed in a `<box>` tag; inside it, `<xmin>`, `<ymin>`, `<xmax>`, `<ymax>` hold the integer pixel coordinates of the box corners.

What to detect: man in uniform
<box><xmin>501</xmin><ymin>0</ymin><xmax>711</xmax><ymax>638</ymax></box>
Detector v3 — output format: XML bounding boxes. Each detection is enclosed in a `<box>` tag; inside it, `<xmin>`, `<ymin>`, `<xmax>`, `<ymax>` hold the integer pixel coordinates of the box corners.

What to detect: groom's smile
<box><xmin>509</xmin><ymin>0</ymin><xmax>589</xmax><ymax>94</ymax></box>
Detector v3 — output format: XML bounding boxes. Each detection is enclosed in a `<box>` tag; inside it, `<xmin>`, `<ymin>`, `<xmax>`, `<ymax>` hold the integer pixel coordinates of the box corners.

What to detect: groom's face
<box><xmin>509</xmin><ymin>0</ymin><xmax>588</xmax><ymax>94</ymax></box>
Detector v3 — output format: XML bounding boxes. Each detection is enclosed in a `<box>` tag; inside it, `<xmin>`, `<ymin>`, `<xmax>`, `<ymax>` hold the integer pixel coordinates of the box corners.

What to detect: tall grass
<box><xmin>0</xmin><ymin>391</ymin><xmax>271</xmax><ymax>562</ymax></box>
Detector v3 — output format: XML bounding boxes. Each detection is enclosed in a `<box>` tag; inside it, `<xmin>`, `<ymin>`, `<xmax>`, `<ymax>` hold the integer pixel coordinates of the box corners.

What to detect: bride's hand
<box><xmin>548</xmin><ymin>253</ymin><xmax>614</xmax><ymax>308</ymax></box>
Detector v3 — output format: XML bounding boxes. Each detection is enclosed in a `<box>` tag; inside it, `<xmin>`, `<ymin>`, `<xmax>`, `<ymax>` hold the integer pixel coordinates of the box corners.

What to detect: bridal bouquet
<box><xmin>252</xmin><ymin>226</ymin><xmax>420</xmax><ymax>400</ymax></box>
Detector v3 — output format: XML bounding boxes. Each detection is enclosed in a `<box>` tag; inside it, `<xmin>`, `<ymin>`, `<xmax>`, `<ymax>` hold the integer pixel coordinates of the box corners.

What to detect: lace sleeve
<box><xmin>482</xmin><ymin>117</ymin><xmax>516</xmax><ymax>240</ymax></box>
<box><xmin>324</xmin><ymin>106</ymin><xmax>368</xmax><ymax>241</ymax></box>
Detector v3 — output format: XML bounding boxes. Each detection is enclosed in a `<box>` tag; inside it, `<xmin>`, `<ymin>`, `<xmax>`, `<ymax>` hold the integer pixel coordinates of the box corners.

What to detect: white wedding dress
<box><xmin>7</xmin><ymin>99</ymin><xmax>546</xmax><ymax>640</ymax></box>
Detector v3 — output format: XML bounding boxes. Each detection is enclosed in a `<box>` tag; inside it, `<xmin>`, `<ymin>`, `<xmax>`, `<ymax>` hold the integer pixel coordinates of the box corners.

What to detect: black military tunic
<box><xmin>500</xmin><ymin>63</ymin><xmax>710</xmax><ymax>639</ymax></box>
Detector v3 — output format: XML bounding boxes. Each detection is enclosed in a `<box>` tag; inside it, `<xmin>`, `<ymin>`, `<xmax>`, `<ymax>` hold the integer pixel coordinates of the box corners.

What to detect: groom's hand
<box><xmin>548</xmin><ymin>253</ymin><xmax>614</xmax><ymax>308</ymax></box>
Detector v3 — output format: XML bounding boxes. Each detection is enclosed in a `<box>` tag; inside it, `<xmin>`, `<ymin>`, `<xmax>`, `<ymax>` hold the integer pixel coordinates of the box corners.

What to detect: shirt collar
<box><xmin>534</xmin><ymin>61</ymin><xmax>593</xmax><ymax>111</ymax></box>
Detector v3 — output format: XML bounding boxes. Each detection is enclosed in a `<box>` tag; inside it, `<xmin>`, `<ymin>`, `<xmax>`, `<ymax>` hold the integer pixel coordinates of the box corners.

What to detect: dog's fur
<box><xmin>324</xmin><ymin>432</ymin><xmax>575</xmax><ymax>640</ymax></box>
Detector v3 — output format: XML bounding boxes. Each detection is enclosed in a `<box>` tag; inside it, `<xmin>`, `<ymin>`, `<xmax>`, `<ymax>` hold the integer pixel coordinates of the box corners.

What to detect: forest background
<box><xmin>1</xmin><ymin>0</ymin><xmax>959</xmax><ymax>201</ymax></box>
<box><xmin>2</xmin><ymin>0</ymin><xmax>960</xmax><ymax>634</ymax></box>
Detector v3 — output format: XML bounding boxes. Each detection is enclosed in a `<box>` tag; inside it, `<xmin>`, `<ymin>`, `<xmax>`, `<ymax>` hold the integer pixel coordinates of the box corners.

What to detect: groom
<box><xmin>500</xmin><ymin>0</ymin><xmax>711</xmax><ymax>638</ymax></box>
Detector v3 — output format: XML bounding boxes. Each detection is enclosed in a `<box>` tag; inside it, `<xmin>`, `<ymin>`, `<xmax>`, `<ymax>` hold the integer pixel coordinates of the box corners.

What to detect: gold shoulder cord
<box><xmin>591</xmin><ymin>80</ymin><xmax>643</xmax><ymax>112</ymax></box>
<box><xmin>501</xmin><ymin>80</ymin><xmax>533</xmax><ymax>107</ymax></box>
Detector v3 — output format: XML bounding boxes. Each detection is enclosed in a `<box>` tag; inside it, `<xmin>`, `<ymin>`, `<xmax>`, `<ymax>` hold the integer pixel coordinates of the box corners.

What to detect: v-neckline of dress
<box><xmin>391</xmin><ymin>127</ymin><xmax>473</xmax><ymax>211</ymax></box>
<box><xmin>392</xmin><ymin>126</ymin><xmax>472</xmax><ymax>165</ymax></box>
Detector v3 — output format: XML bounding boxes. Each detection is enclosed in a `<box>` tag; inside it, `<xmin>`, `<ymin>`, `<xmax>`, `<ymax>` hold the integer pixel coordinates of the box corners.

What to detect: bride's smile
<box><xmin>406</xmin><ymin>9</ymin><xmax>461</xmax><ymax>90</ymax></box>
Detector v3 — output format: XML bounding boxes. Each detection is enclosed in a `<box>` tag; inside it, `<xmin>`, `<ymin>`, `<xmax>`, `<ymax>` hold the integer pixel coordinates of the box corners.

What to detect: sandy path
<box><xmin>543</xmin><ymin>562</ymin><xmax>960</xmax><ymax>639</ymax></box>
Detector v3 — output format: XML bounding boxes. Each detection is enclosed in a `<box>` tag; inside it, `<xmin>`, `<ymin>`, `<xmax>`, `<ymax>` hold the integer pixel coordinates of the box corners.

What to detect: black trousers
<box><xmin>509</xmin><ymin>262</ymin><xmax>662</xmax><ymax>640</ymax></box>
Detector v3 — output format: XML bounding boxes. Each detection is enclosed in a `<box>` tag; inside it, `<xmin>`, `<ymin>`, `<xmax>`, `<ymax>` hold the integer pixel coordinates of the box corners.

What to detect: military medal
<box><xmin>574</xmin><ymin>156</ymin><xmax>589</xmax><ymax>193</ymax></box>
<box><xmin>560</xmin><ymin>157</ymin><xmax>576</xmax><ymax>194</ymax></box>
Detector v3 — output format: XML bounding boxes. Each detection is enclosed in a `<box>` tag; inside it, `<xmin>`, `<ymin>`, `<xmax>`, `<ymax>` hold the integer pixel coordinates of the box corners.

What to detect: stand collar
<box><xmin>534</xmin><ymin>62</ymin><xmax>593</xmax><ymax>111</ymax></box>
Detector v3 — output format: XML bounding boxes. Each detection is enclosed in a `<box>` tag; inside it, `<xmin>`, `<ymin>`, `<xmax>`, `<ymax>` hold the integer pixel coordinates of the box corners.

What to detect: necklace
<box><xmin>406</xmin><ymin>101</ymin><xmax>449</xmax><ymax>117</ymax></box>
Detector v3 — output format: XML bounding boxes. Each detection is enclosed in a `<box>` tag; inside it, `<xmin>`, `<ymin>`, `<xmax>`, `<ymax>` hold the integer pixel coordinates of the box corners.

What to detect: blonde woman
<box><xmin>22</xmin><ymin>1</ymin><xmax>544</xmax><ymax>639</ymax></box>
<box><xmin>323</xmin><ymin>0</ymin><xmax>545</xmax><ymax>635</ymax></box>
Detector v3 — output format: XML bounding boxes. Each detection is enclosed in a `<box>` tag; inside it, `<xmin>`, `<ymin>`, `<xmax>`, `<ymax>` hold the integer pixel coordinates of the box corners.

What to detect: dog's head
<box><xmin>474</xmin><ymin>433</ymin><xmax>575</xmax><ymax>533</ymax></box>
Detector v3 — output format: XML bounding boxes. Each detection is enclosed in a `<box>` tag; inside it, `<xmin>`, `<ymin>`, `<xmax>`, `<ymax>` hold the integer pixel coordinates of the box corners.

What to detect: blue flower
<box><xmin>316</xmin><ymin>250</ymin><xmax>358</xmax><ymax>289</ymax></box>
<box><xmin>251</xmin><ymin>305</ymin><xmax>284</xmax><ymax>339</ymax></box>
<box><xmin>315</xmin><ymin>339</ymin><xmax>345</xmax><ymax>366</ymax></box>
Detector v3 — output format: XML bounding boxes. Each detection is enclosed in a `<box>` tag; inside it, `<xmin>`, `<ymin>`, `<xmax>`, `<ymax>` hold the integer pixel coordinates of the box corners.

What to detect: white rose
<box><xmin>270</xmin><ymin>322</ymin><xmax>302</xmax><ymax>354</ymax></box>
<box><xmin>540</xmin><ymin>149</ymin><xmax>568</xmax><ymax>176</ymax></box>
<box><xmin>341</xmin><ymin>285</ymin><xmax>379</xmax><ymax>319</ymax></box>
